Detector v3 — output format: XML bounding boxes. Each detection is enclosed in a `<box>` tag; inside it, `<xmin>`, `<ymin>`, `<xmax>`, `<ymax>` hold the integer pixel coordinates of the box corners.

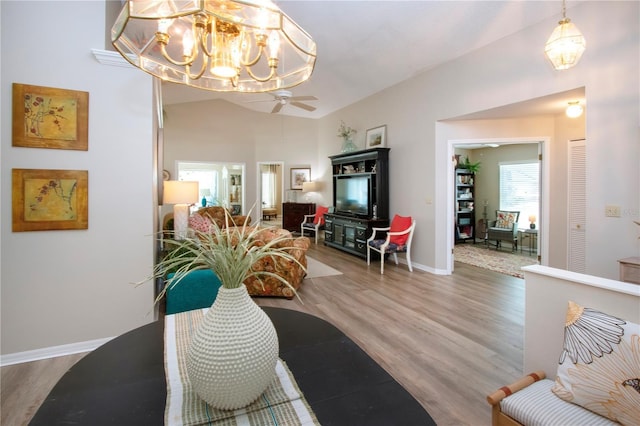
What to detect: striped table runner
<box><xmin>164</xmin><ymin>308</ymin><xmax>320</xmax><ymax>426</ymax></box>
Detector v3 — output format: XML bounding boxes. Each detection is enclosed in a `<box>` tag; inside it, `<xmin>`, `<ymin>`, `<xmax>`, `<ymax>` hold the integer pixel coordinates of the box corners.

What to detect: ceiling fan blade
<box><xmin>244</xmin><ymin>99</ymin><xmax>274</xmax><ymax>103</ymax></box>
<box><xmin>290</xmin><ymin>101</ymin><xmax>316</xmax><ymax>112</ymax></box>
<box><xmin>290</xmin><ymin>95</ymin><xmax>317</xmax><ymax>102</ymax></box>
<box><xmin>271</xmin><ymin>102</ymin><xmax>284</xmax><ymax>114</ymax></box>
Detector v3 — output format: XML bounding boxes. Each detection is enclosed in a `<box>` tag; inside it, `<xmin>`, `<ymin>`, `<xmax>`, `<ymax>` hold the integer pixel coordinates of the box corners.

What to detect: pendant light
<box><xmin>544</xmin><ymin>0</ymin><xmax>586</xmax><ymax>70</ymax></box>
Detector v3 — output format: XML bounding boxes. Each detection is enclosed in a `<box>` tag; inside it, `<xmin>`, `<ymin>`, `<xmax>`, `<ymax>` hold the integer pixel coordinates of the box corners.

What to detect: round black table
<box><xmin>30</xmin><ymin>307</ymin><xmax>435</xmax><ymax>425</ymax></box>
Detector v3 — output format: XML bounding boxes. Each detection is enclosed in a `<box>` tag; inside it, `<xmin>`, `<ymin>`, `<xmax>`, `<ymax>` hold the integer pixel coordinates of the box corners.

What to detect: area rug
<box><xmin>454</xmin><ymin>244</ymin><xmax>537</xmax><ymax>279</ymax></box>
<box><xmin>305</xmin><ymin>256</ymin><xmax>342</xmax><ymax>279</ymax></box>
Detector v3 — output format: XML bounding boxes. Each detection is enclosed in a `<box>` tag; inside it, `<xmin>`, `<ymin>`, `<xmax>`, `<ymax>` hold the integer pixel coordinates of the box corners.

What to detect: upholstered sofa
<box><xmin>191</xmin><ymin>206</ymin><xmax>251</xmax><ymax>229</ymax></box>
<box><xmin>244</xmin><ymin>227</ymin><xmax>310</xmax><ymax>299</ymax></box>
<box><xmin>187</xmin><ymin>210</ymin><xmax>309</xmax><ymax>299</ymax></box>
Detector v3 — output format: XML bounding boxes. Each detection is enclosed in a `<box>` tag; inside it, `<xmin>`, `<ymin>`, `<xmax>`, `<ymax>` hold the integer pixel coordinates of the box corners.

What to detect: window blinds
<box><xmin>499</xmin><ymin>161</ymin><xmax>540</xmax><ymax>229</ymax></box>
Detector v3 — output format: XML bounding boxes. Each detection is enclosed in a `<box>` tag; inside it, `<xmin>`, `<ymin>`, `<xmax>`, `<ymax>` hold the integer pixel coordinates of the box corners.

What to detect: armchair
<box><xmin>367</xmin><ymin>215</ymin><xmax>416</xmax><ymax>274</ymax></box>
<box><xmin>301</xmin><ymin>205</ymin><xmax>329</xmax><ymax>244</ymax></box>
<box><xmin>487</xmin><ymin>210</ymin><xmax>519</xmax><ymax>252</ymax></box>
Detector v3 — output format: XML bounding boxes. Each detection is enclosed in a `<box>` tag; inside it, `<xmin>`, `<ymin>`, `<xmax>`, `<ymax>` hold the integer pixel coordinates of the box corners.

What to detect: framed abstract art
<box><xmin>290</xmin><ymin>168</ymin><xmax>310</xmax><ymax>190</ymax></box>
<box><xmin>12</xmin><ymin>168</ymin><xmax>89</xmax><ymax>232</ymax></box>
<box><xmin>12</xmin><ymin>83</ymin><xmax>89</xmax><ymax>151</ymax></box>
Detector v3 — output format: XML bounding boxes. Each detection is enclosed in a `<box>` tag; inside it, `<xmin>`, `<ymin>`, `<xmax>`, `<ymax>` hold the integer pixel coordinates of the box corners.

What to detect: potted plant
<box><xmin>152</xmin><ymin>209</ymin><xmax>305</xmax><ymax>410</ymax></box>
<box><xmin>459</xmin><ymin>156</ymin><xmax>481</xmax><ymax>173</ymax></box>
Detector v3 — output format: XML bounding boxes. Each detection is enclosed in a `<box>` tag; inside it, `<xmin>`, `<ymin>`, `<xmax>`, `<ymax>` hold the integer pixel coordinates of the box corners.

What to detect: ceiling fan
<box><xmin>249</xmin><ymin>90</ymin><xmax>318</xmax><ymax>114</ymax></box>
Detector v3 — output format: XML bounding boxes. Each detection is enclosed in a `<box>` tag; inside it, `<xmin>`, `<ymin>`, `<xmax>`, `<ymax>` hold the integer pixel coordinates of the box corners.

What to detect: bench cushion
<box><xmin>501</xmin><ymin>379</ymin><xmax>617</xmax><ymax>426</ymax></box>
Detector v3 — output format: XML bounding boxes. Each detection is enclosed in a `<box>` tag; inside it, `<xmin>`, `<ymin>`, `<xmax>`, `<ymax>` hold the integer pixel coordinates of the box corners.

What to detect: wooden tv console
<box><xmin>324</xmin><ymin>214</ymin><xmax>389</xmax><ymax>258</ymax></box>
<box><xmin>325</xmin><ymin>148</ymin><xmax>390</xmax><ymax>258</ymax></box>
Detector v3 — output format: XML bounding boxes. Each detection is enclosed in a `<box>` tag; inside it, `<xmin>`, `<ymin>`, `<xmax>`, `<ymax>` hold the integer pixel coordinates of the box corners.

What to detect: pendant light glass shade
<box><xmin>545</xmin><ymin>18</ymin><xmax>586</xmax><ymax>70</ymax></box>
<box><xmin>544</xmin><ymin>1</ymin><xmax>586</xmax><ymax>71</ymax></box>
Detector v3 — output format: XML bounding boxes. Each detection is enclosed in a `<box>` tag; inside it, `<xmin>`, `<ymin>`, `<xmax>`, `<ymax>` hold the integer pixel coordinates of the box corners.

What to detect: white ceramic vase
<box><xmin>186</xmin><ymin>286</ymin><xmax>279</xmax><ymax>410</ymax></box>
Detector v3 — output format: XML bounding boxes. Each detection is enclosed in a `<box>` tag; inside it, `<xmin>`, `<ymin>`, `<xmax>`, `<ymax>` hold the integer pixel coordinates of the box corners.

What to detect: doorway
<box><xmin>446</xmin><ymin>137</ymin><xmax>549</xmax><ymax>275</ymax></box>
<box><xmin>257</xmin><ymin>162</ymin><xmax>284</xmax><ymax>223</ymax></box>
<box><xmin>176</xmin><ymin>161</ymin><xmax>246</xmax><ymax>214</ymax></box>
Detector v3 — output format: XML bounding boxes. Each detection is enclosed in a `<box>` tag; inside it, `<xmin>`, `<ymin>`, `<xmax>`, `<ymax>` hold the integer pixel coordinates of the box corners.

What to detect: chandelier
<box><xmin>544</xmin><ymin>0</ymin><xmax>586</xmax><ymax>70</ymax></box>
<box><xmin>111</xmin><ymin>0</ymin><xmax>317</xmax><ymax>93</ymax></box>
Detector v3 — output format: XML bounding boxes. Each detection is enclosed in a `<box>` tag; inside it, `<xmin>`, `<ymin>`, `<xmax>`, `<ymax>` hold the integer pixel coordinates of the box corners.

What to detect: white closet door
<box><xmin>568</xmin><ymin>139</ymin><xmax>586</xmax><ymax>272</ymax></box>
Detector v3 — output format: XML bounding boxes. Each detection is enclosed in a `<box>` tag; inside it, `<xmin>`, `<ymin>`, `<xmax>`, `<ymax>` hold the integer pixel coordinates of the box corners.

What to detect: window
<box><xmin>499</xmin><ymin>161</ymin><xmax>539</xmax><ymax>229</ymax></box>
<box><xmin>261</xmin><ymin>164</ymin><xmax>277</xmax><ymax>208</ymax></box>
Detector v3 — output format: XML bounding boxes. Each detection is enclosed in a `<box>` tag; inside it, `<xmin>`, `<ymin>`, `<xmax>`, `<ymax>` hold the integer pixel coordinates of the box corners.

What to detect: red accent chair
<box><xmin>301</xmin><ymin>205</ymin><xmax>329</xmax><ymax>244</ymax></box>
<box><xmin>367</xmin><ymin>215</ymin><xmax>416</xmax><ymax>275</ymax></box>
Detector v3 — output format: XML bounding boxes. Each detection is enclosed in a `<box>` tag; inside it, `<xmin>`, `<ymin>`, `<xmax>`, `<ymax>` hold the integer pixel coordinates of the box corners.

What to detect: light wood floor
<box><xmin>1</xmin><ymin>242</ymin><xmax>524</xmax><ymax>426</ymax></box>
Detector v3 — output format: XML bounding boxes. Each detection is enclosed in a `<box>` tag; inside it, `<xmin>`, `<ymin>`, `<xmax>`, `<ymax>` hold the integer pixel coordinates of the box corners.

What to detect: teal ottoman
<box><xmin>165</xmin><ymin>270</ymin><xmax>222</xmax><ymax>315</ymax></box>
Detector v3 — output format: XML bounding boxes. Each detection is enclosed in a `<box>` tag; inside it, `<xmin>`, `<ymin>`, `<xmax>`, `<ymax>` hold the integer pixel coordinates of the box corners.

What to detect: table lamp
<box><xmin>164</xmin><ymin>181</ymin><xmax>199</xmax><ymax>239</ymax></box>
<box><xmin>529</xmin><ymin>214</ymin><xmax>537</xmax><ymax>229</ymax></box>
<box><xmin>302</xmin><ymin>181</ymin><xmax>319</xmax><ymax>201</ymax></box>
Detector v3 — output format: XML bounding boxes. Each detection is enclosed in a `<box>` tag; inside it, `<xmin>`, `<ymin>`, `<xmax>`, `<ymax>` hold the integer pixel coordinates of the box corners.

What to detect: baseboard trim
<box><xmin>0</xmin><ymin>336</ymin><xmax>114</xmax><ymax>367</ymax></box>
<box><xmin>410</xmin><ymin>261</ymin><xmax>446</xmax><ymax>275</ymax></box>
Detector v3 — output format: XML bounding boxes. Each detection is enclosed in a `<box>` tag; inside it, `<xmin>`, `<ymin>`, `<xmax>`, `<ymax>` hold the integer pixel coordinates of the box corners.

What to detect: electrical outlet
<box><xmin>605</xmin><ymin>205</ymin><xmax>621</xmax><ymax>217</ymax></box>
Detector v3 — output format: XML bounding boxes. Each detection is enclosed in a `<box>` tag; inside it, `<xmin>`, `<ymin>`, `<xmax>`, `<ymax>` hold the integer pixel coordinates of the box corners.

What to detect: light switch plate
<box><xmin>605</xmin><ymin>205</ymin><xmax>621</xmax><ymax>217</ymax></box>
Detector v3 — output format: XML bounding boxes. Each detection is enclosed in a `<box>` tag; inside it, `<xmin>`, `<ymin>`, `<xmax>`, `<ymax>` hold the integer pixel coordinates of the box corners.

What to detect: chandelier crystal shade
<box><xmin>111</xmin><ymin>0</ymin><xmax>317</xmax><ymax>93</ymax></box>
<box><xmin>544</xmin><ymin>0</ymin><xmax>586</xmax><ymax>70</ymax></box>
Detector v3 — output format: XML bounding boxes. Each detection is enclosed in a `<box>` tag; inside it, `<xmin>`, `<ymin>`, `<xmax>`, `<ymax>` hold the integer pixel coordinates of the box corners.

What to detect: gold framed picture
<box><xmin>12</xmin><ymin>83</ymin><xmax>89</xmax><ymax>150</ymax></box>
<box><xmin>12</xmin><ymin>168</ymin><xmax>89</xmax><ymax>232</ymax></box>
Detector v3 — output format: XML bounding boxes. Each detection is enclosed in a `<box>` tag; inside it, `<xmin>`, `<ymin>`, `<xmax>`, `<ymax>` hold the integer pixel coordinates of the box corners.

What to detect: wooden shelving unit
<box><xmin>455</xmin><ymin>169</ymin><xmax>475</xmax><ymax>243</ymax></box>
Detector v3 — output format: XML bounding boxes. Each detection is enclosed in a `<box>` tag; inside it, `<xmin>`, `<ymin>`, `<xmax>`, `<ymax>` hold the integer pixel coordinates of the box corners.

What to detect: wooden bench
<box><xmin>487</xmin><ymin>265</ymin><xmax>640</xmax><ymax>425</ymax></box>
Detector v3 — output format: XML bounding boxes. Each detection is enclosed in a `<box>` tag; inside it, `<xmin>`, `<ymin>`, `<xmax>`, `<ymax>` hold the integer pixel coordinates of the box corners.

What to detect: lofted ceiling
<box><xmin>161</xmin><ymin>0</ymin><xmax>585</xmax><ymax>119</ymax></box>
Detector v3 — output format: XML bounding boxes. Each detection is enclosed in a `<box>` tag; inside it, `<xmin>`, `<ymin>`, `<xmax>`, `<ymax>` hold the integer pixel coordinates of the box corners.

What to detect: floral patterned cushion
<box><xmin>188</xmin><ymin>213</ymin><xmax>213</xmax><ymax>233</ymax></box>
<box><xmin>551</xmin><ymin>301</ymin><xmax>640</xmax><ymax>426</ymax></box>
<box><xmin>495</xmin><ymin>210</ymin><xmax>518</xmax><ymax>229</ymax></box>
<box><xmin>243</xmin><ymin>229</ymin><xmax>310</xmax><ymax>299</ymax></box>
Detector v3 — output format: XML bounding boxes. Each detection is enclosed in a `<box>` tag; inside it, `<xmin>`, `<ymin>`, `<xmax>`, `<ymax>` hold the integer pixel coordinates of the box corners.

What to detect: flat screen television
<box><xmin>335</xmin><ymin>175</ymin><xmax>370</xmax><ymax>217</ymax></box>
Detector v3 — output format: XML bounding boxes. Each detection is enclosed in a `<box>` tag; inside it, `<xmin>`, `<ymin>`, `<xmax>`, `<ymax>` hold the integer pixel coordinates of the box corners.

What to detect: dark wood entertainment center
<box><xmin>324</xmin><ymin>148</ymin><xmax>390</xmax><ymax>258</ymax></box>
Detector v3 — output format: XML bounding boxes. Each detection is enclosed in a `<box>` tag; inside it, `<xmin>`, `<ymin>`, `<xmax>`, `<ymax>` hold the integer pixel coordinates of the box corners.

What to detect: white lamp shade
<box><xmin>302</xmin><ymin>181</ymin><xmax>319</xmax><ymax>193</ymax></box>
<box><xmin>566</xmin><ymin>102</ymin><xmax>584</xmax><ymax>118</ymax></box>
<box><xmin>164</xmin><ymin>181</ymin><xmax>199</xmax><ymax>205</ymax></box>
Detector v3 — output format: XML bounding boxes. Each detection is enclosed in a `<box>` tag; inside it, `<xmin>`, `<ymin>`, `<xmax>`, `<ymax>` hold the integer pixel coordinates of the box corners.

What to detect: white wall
<box><xmin>162</xmin><ymin>101</ymin><xmax>328</xmax><ymax>217</ymax></box>
<box><xmin>318</xmin><ymin>1</ymin><xmax>639</xmax><ymax>278</ymax></box>
<box><xmin>1</xmin><ymin>1</ymin><xmax>155</xmax><ymax>358</ymax></box>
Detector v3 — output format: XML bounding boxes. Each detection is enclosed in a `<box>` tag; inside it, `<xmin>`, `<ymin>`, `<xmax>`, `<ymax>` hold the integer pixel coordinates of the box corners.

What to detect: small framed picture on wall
<box><xmin>290</xmin><ymin>167</ymin><xmax>310</xmax><ymax>190</ymax></box>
